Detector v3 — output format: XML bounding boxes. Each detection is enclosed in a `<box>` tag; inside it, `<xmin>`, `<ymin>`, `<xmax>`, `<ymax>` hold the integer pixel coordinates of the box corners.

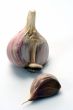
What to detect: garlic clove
<box><xmin>22</xmin><ymin>73</ymin><xmax>61</xmax><ymax>104</ymax></box>
<box><xmin>29</xmin><ymin>73</ymin><xmax>61</xmax><ymax>100</ymax></box>
<box><xmin>36</xmin><ymin>41</ymin><xmax>49</xmax><ymax>65</ymax></box>
<box><xmin>7</xmin><ymin>29</ymin><xmax>29</xmax><ymax>67</ymax></box>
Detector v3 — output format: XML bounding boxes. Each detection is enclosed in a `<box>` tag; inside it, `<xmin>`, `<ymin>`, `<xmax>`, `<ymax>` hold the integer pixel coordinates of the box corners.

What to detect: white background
<box><xmin>0</xmin><ymin>0</ymin><xmax>73</xmax><ymax>110</ymax></box>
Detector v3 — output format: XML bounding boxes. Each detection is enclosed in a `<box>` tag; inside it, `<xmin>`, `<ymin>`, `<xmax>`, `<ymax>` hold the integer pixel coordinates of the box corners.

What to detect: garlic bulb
<box><xmin>7</xmin><ymin>11</ymin><xmax>49</xmax><ymax>70</ymax></box>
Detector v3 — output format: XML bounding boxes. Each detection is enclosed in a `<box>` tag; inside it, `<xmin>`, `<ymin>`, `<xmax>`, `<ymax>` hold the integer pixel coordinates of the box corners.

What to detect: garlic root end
<box><xmin>28</xmin><ymin>63</ymin><xmax>43</xmax><ymax>69</ymax></box>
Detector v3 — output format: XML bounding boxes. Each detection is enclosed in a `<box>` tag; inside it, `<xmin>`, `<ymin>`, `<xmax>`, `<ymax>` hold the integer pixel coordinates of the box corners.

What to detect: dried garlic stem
<box><xmin>26</xmin><ymin>11</ymin><xmax>36</xmax><ymax>35</ymax></box>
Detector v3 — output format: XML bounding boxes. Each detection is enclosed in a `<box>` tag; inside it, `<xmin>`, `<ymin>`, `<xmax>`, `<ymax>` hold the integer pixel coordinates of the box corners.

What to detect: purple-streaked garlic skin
<box><xmin>7</xmin><ymin>28</ymin><xmax>30</xmax><ymax>67</ymax></box>
<box><xmin>7</xmin><ymin>11</ymin><xmax>49</xmax><ymax>69</ymax></box>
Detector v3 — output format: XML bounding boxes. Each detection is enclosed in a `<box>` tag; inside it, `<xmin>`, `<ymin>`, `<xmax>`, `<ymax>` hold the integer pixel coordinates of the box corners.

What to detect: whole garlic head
<box><xmin>7</xmin><ymin>11</ymin><xmax>49</xmax><ymax>70</ymax></box>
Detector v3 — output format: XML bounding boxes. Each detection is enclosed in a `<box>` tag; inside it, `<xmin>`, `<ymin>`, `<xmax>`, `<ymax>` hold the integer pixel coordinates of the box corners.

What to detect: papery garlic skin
<box><xmin>7</xmin><ymin>29</ymin><xmax>29</xmax><ymax>67</ymax></box>
<box><xmin>7</xmin><ymin>11</ymin><xmax>49</xmax><ymax>69</ymax></box>
<box><xmin>29</xmin><ymin>74</ymin><xmax>61</xmax><ymax>101</ymax></box>
<box><xmin>22</xmin><ymin>73</ymin><xmax>61</xmax><ymax>104</ymax></box>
